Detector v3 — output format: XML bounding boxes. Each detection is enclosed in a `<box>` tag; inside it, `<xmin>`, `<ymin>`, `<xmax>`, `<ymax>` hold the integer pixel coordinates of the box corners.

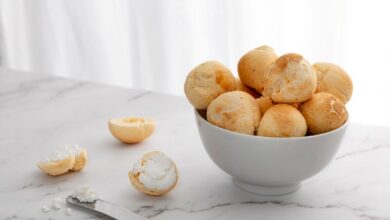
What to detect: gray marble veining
<box><xmin>1</xmin><ymin>67</ymin><xmax>390</xmax><ymax>220</ymax></box>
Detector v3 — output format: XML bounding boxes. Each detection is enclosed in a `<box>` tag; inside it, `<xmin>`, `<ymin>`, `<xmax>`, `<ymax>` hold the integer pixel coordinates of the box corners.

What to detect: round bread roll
<box><xmin>238</xmin><ymin>45</ymin><xmax>277</xmax><ymax>93</ymax></box>
<box><xmin>313</xmin><ymin>62</ymin><xmax>353</xmax><ymax>104</ymax></box>
<box><xmin>234</xmin><ymin>77</ymin><xmax>260</xmax><ymax>98</ymax></box>
<box><xmin>255</xmin><ymin>96</ymin><xmax>301</xmax><ymax>115</ymax></box>
<box><xmin>129</xmin><ymin>151</ymin><xmax>178</xmax><ymax>196</ymax></box>
<box><xmin>290</xmin><ymin>102</ymin><xmax>301</xmax><ymax>109</ymax></box>
<box><xmin>300</xmin><ymin>92</ymin><xmax>348</xmax><ymax>135</ymax></box>
<box><xmin>263</xmin><ymin>53</ymin><xmax>317</xmax><ymax>103</ymax></box>
<box><xmin>108</xmin><ymin>117</ymin><xmax>155</xmax><ymax>144</ymax></box>
<box><xmin>37</xmin><ymin>145</ymin><xmax>88</xmax><ymax>176</ymax></box>
<box><xmin>255</xmin><ymin>96</ymin><xmax>274</xmax><ymax>115</ymax></box>
<box><xmin>207</xmin><ymin>91</ymin><xmax>260</xmax><ymax>135</ymax></box>
<box><xmin>257</xmin><ymin>104</ymin><xmax>307</xmax><ymax>137</ymax></box>
<box><xmin>184</xmin><ymin>61</ymin><xmax>235</xmax><ymax>109</ymax></box>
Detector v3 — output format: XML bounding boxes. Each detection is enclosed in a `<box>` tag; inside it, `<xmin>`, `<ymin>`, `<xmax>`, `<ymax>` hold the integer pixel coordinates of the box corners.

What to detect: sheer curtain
<box><xmin>1</xmin><ymin>0</ymin><xmax>390</xmax><ymax>126</ymax></box>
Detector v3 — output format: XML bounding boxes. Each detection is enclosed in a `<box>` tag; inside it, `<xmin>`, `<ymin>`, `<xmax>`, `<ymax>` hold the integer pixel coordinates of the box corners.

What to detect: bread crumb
<box><xmin>65</xmin><ymin>207</ymin><xmax>72</xmax><ymax>216</ymax></box>
<box><xmin>41</xmin><ymin>205</ymin><xmax>50</xmax><ymax>213</ymax></box>
<box><xmin>52</xmin><ymin>197</ymin><xmax>62</xmax><ymax>210</ymax></box>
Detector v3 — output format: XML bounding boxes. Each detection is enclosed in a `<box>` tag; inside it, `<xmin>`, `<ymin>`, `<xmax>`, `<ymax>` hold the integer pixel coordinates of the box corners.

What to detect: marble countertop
<box><xmin>1</xmin><ymin>68</ymin><xmax>389</xmax><ymax>220</ymax></box>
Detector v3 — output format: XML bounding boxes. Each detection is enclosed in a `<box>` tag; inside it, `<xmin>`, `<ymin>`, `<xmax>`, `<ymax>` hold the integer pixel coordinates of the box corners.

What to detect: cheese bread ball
<box><xmin>263</xmin><ymin>53</ymin><xmax>317</xmax><ymax>103</ymax></box>
<box><xmin>300</xmin><ymin>92</ymin><xmax>348</xmax><ymax>135</ymax></box>
<box><xmin>313</xmin><ymin>62</ymin><xmax>353</xmax><ymax>104</ymax></box>
<box><xmin>257</xmin><ymin>104</ymin><xmax>307</xmax><ymax>137</ymax></box>
<box><xmin>108</xmin><ymin>117</ymin><xmax>155</xmax><ymax>144</ymax></box>
<box><xmin>238</xmin><ymin>45</ymin><xmax>277</xmax><ymax>93</ymax></box>
<box><xmin>255</xmin><ymin>96</ymin><xmax>274</xmax><ymax>115</ymax></box>
<box><xmin>207</xmin><ymin>91</ymin><xmax>260</xmax><ymax>135</ymax></box>
<box><xmin>184</xmin><ymin>61</ymin><xmax>235</xmax><ymax>109</ymax></box>
<box><xmin>234</xmin><ymin>77</ymin><xmax>260</xmax><ymax>98</ymax></box>
<box><xmin>255</xmin><ymin>96</ymin><xmax>301</xmax><ymax>116</ymax></box>
<box><xmin>129</xmin><ymin>151</ymin><xmax>178</xmax><ymax>196</ymax></box>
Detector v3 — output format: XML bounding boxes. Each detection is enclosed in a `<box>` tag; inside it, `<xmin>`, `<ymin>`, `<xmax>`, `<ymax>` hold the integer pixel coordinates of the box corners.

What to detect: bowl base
<box><xmin>233</xmin><ymin>179</ymin><xmax>301</xmax><ymax>196</ymax></box>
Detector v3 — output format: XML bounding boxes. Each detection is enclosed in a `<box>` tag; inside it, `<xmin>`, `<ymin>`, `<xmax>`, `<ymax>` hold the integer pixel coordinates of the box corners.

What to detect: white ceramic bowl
<box><xmin>194</xmin><ymin>109</ymin><xmax>348</xmax><ymax>195</ymax></box>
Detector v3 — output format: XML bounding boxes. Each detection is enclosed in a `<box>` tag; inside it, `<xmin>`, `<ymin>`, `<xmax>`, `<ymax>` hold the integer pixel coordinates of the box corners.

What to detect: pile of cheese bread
<box><xmin>184</xmin><ymin>45</ymin><xmax>352</xmax><ymax>137</ymax></box>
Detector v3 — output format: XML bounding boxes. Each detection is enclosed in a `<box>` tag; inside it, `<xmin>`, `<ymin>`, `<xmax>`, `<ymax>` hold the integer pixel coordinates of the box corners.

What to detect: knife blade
<box><xmin>66</xmin><ymin>196</ymin><xmax>149</xmax><ymax>220</ymax></box>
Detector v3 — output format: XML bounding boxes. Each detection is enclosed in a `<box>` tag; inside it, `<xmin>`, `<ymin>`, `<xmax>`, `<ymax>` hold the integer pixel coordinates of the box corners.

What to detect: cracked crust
<box><xmin>207</xmin><ymin>91</ymin><xmax>261</xmax><ymax>135</ymax></box>
<box><xmin>313</xmin><ymin>62</ymin><xmax>353</xmax><ymax>104</ymax></box>
<box><xmin>237</xmin><ymin>45</ymin><xmax>277</xmax><ymax>93</ymax></box>
<box><xmin>184</xmin><ymin>61</ymin><xmax>235</xmax><ymax>109</ymax></box>
<box><xmin>263</xmin><ymin>53</ymin><xmax>317</xmax><ymax>103</ymax></box>
<box><xmin>299</xmin><ymin>92</ymin><xmax>348</xmax><ymax>134</ymax></box>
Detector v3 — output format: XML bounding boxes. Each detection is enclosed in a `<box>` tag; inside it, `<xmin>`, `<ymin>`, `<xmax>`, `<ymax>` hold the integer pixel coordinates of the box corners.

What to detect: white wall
<box><xmin>1</xmin><ymin>0</ymin><xmax>389</xmax><ymax>126</ymax></box>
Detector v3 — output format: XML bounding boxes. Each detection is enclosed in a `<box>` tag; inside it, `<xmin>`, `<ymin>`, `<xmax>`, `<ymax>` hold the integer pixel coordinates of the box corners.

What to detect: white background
<box><xmin>1</xmin><ymin>0</ymin><xmax>389</xmax><ymax>126</ymax></box>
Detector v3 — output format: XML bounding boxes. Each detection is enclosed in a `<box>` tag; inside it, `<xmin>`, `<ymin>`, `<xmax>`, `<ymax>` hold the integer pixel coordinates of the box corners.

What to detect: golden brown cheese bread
<box><xmin>263</xmin><ymin>53</ymin><xmax>317</xmax><ymax>103</ymax></box>
<box><xmin>255</xmin><ymin>96</ymin><xmax>274</xmax><ymax>115</ymax></box>
<box><xmin>184</xmin><ymin>61</ymin><xmax>235</xmax><ymax>109</ymax></box>
<box><xmin>108</xmin><ymin>117</ymin><xmax>155</xmax><ymax>144</ymax></box>
<box><xmin>313</xmin><ymin>62</ymin><xmax>353</xmax><ymax>104</ymax></box>
<box><xmin>257</xmin><ymin>104</ymin><xmax>307</xmax><ymax>137</ymax></box>
<box><xmin>299</xmin><ymin>92</ymin><xmax>348</xmax><ymax>134</ymax></box>
<box><xmin>255</xmin><ymin>96</ymin><xmax>301</xmax><ymax>116</ymax></box>
<box><xmin>234</xmin><ymin>77</ymin><xmax>260</xmax><ymax>98</ymax></box>
<box><xmin>207</xmin><ymin>91</ymin><xmax>260</xmax><ymax>135</ymax></box>
<box><xmin>238</xmin><ymin>45</ymin><xmax>277</xmax><ymax>93</ymax></box>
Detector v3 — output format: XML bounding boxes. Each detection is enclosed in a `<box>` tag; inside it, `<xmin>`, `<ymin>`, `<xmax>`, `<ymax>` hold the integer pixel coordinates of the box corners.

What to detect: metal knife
<box><xmin>66</xmin><ymin>196</ymin><xmax>149</xmax><ymax>220</ymax></box>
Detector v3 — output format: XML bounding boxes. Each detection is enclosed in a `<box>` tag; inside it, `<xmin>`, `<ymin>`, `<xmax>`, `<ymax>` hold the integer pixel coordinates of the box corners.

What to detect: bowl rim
<box><xmin>194</xmin><ymin>109</ymin><xmax>349</xmax><ymax>140</ymax></box>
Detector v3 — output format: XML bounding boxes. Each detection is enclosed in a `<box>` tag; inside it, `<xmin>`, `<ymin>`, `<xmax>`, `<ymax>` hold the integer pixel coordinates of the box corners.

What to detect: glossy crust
<box><xmin>263</xmin><ymin>53</ymin><xmax>317</xmax><ymax>103</ymax></box>
<box><xmin>108</xmin><ymin>117</ymin><xmax>155</xmax><ymax>144</ymax></box>
<box><xmin>37</xmin><ymin>156</ymin><xmax>76</xmax><ymax>176</ymax></box>
<box><xmin>128</xmin><ymin>151</ymin><xmax>178</xmax><ymax>196</ymax></box>
<box><xmin>238</xmin><ymin>46</ymin><xmax>277</xmax><ymax>93</ymax></box>
<box><xmin>207</xmin><ymin>91</ymin><xmax>260</xmax><ymax>135</ymax></box>
<box><xmin>313</xmin><ymin>62</ymin><xmax>353</xmax><ymax>103</ymax></box>
<box><xmin>299</xmin><ymin>92</ymin><xmax>348</xmax><ymax>134</ymax></box>
<box><xmin>257</xmin><ymin>104</ymin><xmax>307</xmax><ymax>137</ymax></box>
<box><xmin>184</xmin><ymin>61</ymin><xmax>235</xmax><ymax>109</ymax></box>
